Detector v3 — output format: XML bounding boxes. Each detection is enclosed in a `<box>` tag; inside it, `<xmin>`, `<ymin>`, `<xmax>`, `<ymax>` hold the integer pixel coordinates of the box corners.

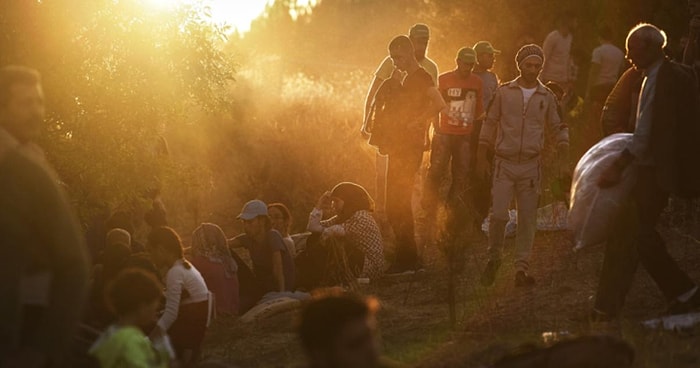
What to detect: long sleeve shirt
<box><xmin>156</xmin><ymin>260</ymin><xmax>209</xmax><ymax>332</ymax></box>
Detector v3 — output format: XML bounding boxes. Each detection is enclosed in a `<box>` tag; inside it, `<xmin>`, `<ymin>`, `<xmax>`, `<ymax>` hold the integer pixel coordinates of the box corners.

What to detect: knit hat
<box><xmin>515</xmin><ymin>44</ymin><xmax>544</xmax><ymax>66</ymax></box>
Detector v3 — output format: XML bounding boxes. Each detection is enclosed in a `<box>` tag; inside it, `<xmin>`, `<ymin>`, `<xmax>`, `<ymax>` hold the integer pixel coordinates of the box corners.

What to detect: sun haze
<box><xmin>143</xmin><ymin>0</ymin><xmax>316</xmax><ymax>33</ymax></box>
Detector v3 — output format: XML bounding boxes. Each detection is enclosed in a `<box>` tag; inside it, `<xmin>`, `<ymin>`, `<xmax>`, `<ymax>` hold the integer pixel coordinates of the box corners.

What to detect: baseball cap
<box><xmin>409</xmin><ymin>23</ymin><xmax>430</xmax><ymax>38</ymax></box>
<box><xmin>237</xmin><ymin>199</ymin><xmax>268</xmax><ymax>220</ymax></box>
<box><xmin>473</xmin><ymin>41</ymin><xmax>501</xmax><ymax>55</ymax></box>
<box><xmin>457</xmin><ymin>47</ymin><xmax>477</xmax><ymax>64</ymax></box>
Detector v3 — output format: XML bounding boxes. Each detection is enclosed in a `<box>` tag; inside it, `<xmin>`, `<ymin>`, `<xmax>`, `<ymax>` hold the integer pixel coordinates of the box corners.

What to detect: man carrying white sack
<box><xmin>475</xmin><ymin>44</ymin><xmax>569</xmax><ymax>287</ymax></box>
<box><xmin>588</xmin><ymin>23</ymin><xmax>700</xmax><ymax>322</ymax></box>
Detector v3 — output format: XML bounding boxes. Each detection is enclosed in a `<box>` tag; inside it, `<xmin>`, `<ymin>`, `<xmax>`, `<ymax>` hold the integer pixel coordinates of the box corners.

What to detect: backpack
<box><xmin>367</xmin><ymin>77</ymin><xmax>403</xmax><ymax>155</ymax></box>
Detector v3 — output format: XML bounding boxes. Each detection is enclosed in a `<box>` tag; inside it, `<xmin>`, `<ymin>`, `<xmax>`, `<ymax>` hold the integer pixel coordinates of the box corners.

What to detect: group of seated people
<box><xmin>83</xmin><ymin>181</ymin><xmax>386</xmax><ymax>367</ymax></box>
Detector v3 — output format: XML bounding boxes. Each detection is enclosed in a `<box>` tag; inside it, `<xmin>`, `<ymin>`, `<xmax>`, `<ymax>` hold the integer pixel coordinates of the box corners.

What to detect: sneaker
<box><xmin>666</xmin><ymin>289</ymin><xmax>700</xmax><ymax>315</ymax></box>
<box><xmin>480</xmin><ymin>260</ymin><xmax>501</xmax><ymax>286</ymax></box>
<box><xmin>514</xmin><ymin>270</ymin><xmax>535</xmax><ymax>287</ymax></box>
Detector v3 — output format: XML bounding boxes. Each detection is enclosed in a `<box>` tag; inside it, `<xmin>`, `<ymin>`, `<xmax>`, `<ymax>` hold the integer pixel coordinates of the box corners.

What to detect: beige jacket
<box><xmin>479</xmin><ymin>79</ymin><xmax>569</xmax><ymax>162</ymax></box>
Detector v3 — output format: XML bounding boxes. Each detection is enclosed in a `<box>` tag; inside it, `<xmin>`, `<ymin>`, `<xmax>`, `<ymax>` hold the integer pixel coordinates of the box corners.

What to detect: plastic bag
<box><xmin>568</xmin><ymin>133</ymin><xmax>636</xmax><ymax>250</ymax></box>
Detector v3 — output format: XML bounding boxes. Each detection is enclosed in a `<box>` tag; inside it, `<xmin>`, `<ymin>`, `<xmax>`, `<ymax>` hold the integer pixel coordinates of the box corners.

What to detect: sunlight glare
<box><xmin>143</xmin><ymin>0</ymin><xmax>317</xmax><ymax>33</ymax></box>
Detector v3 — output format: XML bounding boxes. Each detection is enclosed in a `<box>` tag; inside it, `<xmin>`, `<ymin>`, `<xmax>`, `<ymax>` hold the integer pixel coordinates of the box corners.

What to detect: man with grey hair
<box><xmin>475</xmin><ymin>44</ymin><xmax>569</xmax><ymax>287</ymax></box>
<box><xmin>591</xmin><ymin>23</ymin><xmax>700</xmax><ymax>321</ymax></box>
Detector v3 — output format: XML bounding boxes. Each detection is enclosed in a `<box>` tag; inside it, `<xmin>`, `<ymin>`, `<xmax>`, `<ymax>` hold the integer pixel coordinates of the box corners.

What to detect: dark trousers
<box><xmin>595</xmin><ymin>167</ymin><xmax>695</xmax><ymax>315</ymax></box>
<box><xmin>387</xmin><ymin>148</ymin><xmax>424</xmax><ymax>270</ymax></box>
<box><xmin>424</xmin><ymin>133</ymin><xmax>471</xmax><ymax>213</ymax></box>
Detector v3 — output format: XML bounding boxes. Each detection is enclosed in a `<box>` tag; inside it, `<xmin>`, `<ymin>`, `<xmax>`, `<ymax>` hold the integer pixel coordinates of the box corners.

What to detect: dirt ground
<box><xmin>201</xmin><ymin>216</ymin><xmax>700</xmax><ymax>368</ymax></box>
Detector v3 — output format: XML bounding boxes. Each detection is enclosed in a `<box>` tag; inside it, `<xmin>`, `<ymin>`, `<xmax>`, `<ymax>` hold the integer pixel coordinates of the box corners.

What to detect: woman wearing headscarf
<box><xmin>190</xmin><ymin>223</ymin><xmax>239</xmax><ymax>315</ymax></box>
<box><xmin>303</xmin><ymin>182</ymin><xmax>385</xmax><ymax>286</ymax></box>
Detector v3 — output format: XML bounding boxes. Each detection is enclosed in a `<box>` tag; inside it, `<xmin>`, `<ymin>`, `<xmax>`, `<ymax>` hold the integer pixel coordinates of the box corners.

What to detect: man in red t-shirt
<box><xmin>423</xmin><ymin>47</ymin><xmax>483</xmax><ymax>232</ymax></box>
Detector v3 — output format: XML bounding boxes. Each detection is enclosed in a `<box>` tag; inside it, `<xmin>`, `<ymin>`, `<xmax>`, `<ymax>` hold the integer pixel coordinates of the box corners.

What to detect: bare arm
<box><xmin>227</xmin><ymin>235</ymin><xmax>244</xmax><ymax>249</ymax></box>
<box><xmin>271</xmin><ymin>251</ymin><xmax>285</xmax><ymax>292</ymax></box>
<box><xmin>411</xmin><ymin>86</ymin><xmax>447</xmax><ymax>130</ymax></box>
<box><xmin>363</xmin><ymin>76</ymin><xmax>384</xmax><ymax>127</ymax></box>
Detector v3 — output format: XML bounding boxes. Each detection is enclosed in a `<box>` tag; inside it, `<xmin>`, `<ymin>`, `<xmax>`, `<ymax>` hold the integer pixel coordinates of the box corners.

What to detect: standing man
<box><xmin>382</xmin><ymin>36</ymin><xmax>446</xmax><ymax>273</ymax></box>
<box><xmin>471</xmin><ymin>41</ymin><xmax>501</xmax><ymax>224</ymax></box>
<box><xmin>584</xmin><ymin>26</ymin><xmax>625</xmax><ymax>148</ymax></box>
<box><xmin>541</xmin><ymin>13</ymin><xmax>577</xmax><ymax>89</ymax></box>
<box><xmin>362</xmin><ymin>23</ymin><xmax>438</xmax><ymax>223</ymax></box>
<box><xmin>472</xmin><ymin>41</ymin><xmax>501</xmax><ymax>109</ymax></box>
<box><xmin>590</xmin><ymin>24</ymin><xmax>700</xmax><ymax>321</ymax></box>
<box><xmin>475</xmin><ymin>45</ymin><xmax>569</xmax><ymax>287</ymax></box>
<box><xmin>0</xmin><ymin>66</ymin><xmax>90</xmax><ymax>366</ymax></box>
<box><xmin>422</xmin><ymin>47</ymin><xmax>483</xmax><ymax>232</ymax></box>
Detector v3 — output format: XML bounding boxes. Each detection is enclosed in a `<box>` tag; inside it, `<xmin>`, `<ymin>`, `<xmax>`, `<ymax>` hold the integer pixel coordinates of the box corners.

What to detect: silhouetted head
<box><xmin>516</xmin><ymin>44</ymin><xmax>544</xmax><ymax>84</ymax></box>
<box><xmin>0</xmin><ymin>66</ymin><xmax>44</xmax><ymax>143</ymax></box>
<box><xmin>625</xmin><ymin>23</ymin><xmax>666</xmax><ymax>70</ymax></box>
<box><xmin>237</xmin><ymin>199</ymin><xmax>271</xmax><ymax>238</ymax></box>
<box><xmin>147</xmin><ymin>226</ymin><xmax>191</xmax><ymax>269</ymax></box>
<box><xmin>105</xmin><ymin>269</ymin><xmax>162</xmax><ymax>328</ymax></box>
<box><xmin>268</xmin><ymin>203</ymin><xmax>292</xmax><ymax>236</ymax></box>
<box><xmin>389</xmin><ymin>35</ymin><xmax>415</xmax><ymax>72</ymax></box>
<box><xmin>408</xmin><ymin>23</ymin><xmax>430</xmax><ymax>61</ymax></box>
<box><xmin>299</xmin><ymin>292</ymin><xmax>381</xmax><ymax>368</ymax></box>
<box><xmin>329</xmin><ymin>182</ymin><xmax>374</xmax><ymax>223</ymax></box>
<box><xmin>474</xmin><ymin>41</ymin><xmax>501</xmax><ymax>70</ymax></box>
<box><xmin>456</xmin><ymin>47</ymin><xmax>477</xmax><ymax>78</ymax></box>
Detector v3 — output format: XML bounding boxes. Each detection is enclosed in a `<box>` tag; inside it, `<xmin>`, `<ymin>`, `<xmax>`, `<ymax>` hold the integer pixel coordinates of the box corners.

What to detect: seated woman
<box><xmin>268</xmin><ymin>203</ymin><xmax>296</xmax><ymax>257</ymax></box>
<box><xmin>190</xmin><ymin>223</ymin><xmax>240</xmax><ymax>316</ymax></box>
<box><xmin>148</xmin><ymin>227</ymin><xmax>209</xmax><ymax>367</ymax></box>
<box><xmin>228</xmin><ymin>200</ymin><xmax>296</xmax><ymax>309</ymax></box>
<box><xmin>301</xmin><ymin>182</ymin><xmax>384</xmax><ymax>288</ymax></box>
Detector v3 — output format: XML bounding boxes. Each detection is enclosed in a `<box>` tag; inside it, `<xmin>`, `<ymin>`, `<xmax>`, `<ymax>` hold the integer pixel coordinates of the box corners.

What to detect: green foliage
<box><xmin>1</xmin><ymin>0</ymin><xmax>235</xmax><ymax>222</ymax></box>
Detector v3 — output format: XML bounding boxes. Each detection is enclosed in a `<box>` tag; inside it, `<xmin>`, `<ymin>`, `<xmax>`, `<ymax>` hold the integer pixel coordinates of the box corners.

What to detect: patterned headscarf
<box><xmin>191</xmin><ymin>223</ymin><xmax>238</xmax><ymax>277</ymax></box>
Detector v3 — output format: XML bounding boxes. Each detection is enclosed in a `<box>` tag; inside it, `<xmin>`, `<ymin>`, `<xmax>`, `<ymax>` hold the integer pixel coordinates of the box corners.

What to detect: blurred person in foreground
<box><xmin>0</xmin><ymin>65</ymin><xmax>90</xmax><ymax>367</ymax></box>
<box><xmin>475</xmin><ymin>45</ymin><xmax>569</xmax><ymax>287</ymax></box>
<box><xmin>590</xmin><ymin>23</ymin><xmax>700</xmax><ymax>321</ymax></box>
<box><xmin>89</xmin><ymin>269</ymin><xmax>169</xmax><ymax>368</ymax></box>
<box><xmin>422</xmin><ymin>47</ymin><xmax>483</xmax><ymax>235</ymax></box>
<box><xmin>299</xmin><ymin>291</ymin><xmax>400</xmax><ymax>368</ymax></box>
<box><xmin>381</xmin><ymin>35</ymin><xmax>447</xmax><ymax>274</ymax></box>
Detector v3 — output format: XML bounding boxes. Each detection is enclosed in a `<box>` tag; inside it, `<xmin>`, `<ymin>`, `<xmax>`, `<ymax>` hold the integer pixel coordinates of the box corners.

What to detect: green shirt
<box><xmin>90</xmin><ymin>325</ymin><xmax>168</xmax><ymax>368</ymax></box>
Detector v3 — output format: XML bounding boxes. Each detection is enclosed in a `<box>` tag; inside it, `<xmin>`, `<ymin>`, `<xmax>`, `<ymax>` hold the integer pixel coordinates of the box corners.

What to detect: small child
<box><xmin>89</xmin><ymin>269</ymin><xmax>170</xmax><ymax>368</ymax></box>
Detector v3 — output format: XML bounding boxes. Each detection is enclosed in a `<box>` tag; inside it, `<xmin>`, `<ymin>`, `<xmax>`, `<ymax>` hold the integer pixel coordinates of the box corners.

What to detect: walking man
<box><xmin>590</xmin><ymin>24</ymin><xmax>700</xmax><ymax>321</ymax></box>
<box><xmin>422</xmin><ymin>47</ymin><xmax>483</xmax><ymax>231</ymax></box>
<box><xmin>471</xmin><ymin>41</ymin><xmax>501</xmax><ymax>223</ymax></box>
<box><xmin>362</xmin><ymin>24</ymin><xmax>439</xmax><ymax>217</ymax></box>
<box><xmin>382</xmin><ymin>35</ymin><xmax>446</xmax><ymax>273</ymax></box>
<box><xmin>475</xmin><ymin>45</ymin><xmax>569</xmax><ymax>287</ymax></box>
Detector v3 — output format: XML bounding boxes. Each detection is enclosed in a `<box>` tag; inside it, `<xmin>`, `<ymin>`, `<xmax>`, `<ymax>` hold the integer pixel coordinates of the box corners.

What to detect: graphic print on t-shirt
<box><xmin>445</xmin><ymin>87</ymin><xmax>477</xmax><ymax>127</ymax></box>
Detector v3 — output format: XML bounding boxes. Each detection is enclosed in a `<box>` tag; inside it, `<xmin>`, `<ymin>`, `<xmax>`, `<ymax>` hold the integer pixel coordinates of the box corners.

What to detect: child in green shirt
<box><xmin>90</xmin><ymin>269</ymin><xmax>170</xmax><ymax>368</ymax></box>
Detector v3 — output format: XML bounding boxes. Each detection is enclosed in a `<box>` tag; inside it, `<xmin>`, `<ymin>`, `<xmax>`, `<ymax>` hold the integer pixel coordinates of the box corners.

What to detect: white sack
<box><xmin>568</xmin><ymin>133</ymin><xmax>636</xmax><ymax>250</ymax></box>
